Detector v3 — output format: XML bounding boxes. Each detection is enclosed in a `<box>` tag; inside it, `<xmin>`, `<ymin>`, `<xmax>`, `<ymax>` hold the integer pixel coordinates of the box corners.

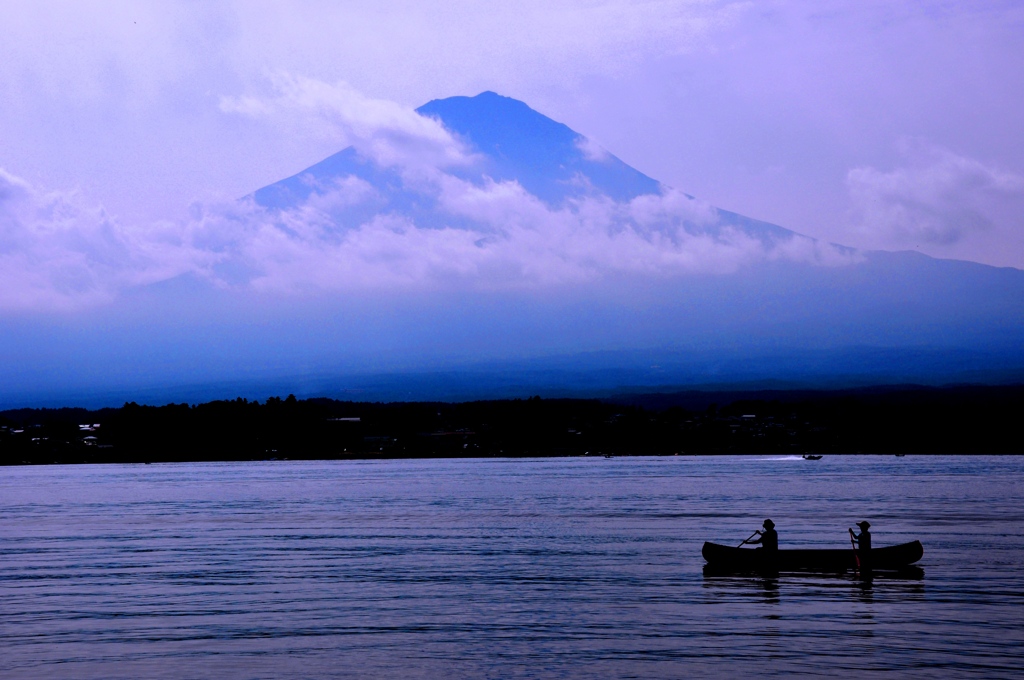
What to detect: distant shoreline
<box><xmin>2</xmin><ymin>384</ymin><xmax>1022</xmax><ymax>465</ymax></box>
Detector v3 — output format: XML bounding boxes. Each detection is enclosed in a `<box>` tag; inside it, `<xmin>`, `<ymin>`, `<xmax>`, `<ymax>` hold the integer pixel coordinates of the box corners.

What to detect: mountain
<box><xmin>1</xmin><ymin>92</ymin><xmax>1022</xmax><ymax>408</ymax></box>
<box><xmin>253</xmin><ymin>91</ymin><xmax>794</xmax><ymax>243</ymax></box>
<box><xmin>248</xmin><ymin>89</ymin><xmax>1024</xmax><ymax>347</ymax></box>
<box><xmin>243</xmin><ymin>93</ymin><xmax>1022</xmax><ymax>391</ymax></box>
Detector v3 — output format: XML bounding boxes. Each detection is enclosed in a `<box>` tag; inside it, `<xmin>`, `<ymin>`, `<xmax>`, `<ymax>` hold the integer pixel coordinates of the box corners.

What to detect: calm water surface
<box><xmin>1</xmin><ymin>455</ymin><xmax>1022</xmax><ymax>678</ymax></box>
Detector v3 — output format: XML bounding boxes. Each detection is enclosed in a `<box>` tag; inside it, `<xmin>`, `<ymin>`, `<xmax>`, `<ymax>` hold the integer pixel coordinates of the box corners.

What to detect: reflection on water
<box><xmin>1</xmin><ymin>455</ymin><xmax>1022</xmax><ymax>678</ymax></box>
<box><xmin>702</xmin><ymin>564</ymin><xmax>926</xmax><ymax>580</ymax></box>
<box><xmin>701</xmin><ymin>567</ymin><xmax>927</xmax><ymax>606</ymax></box>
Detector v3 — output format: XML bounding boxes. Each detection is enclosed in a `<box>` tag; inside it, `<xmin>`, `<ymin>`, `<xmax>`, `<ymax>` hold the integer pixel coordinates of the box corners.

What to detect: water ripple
<box><xmin>1</xmin><ymin>456</ymin><xmax>1022</xmax><ymax>678</ymax></box>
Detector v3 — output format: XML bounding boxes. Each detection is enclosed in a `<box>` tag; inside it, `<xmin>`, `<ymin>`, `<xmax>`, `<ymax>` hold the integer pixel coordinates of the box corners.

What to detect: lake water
<box><xmin>1</xmin><ymin>455</ymin><xmax>1022</xmax><ymax>678</ymax></box>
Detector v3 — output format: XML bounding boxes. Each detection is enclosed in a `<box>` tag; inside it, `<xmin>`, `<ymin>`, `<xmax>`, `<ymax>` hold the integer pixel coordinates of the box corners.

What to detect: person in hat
<box><xmin>849</xmin><ymin>521</ymin><xmax>871</xmax><ymax>551</ymax></box>
<box><xmin>743</xmin><ymin>519</ymin><xmax>778</xmax><ymax>552</ymax></box>
<box><xmin>849</xmin><ymin>521</ymin><xmax>871</xmax><ymax>567</ymax></box>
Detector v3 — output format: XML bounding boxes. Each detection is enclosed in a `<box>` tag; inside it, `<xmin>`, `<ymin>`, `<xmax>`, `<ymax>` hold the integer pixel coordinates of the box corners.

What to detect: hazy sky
<box><xmin>2</xmin><ymin>0</ymin><xmax>1023</xmax><ymax>268</ymax></box>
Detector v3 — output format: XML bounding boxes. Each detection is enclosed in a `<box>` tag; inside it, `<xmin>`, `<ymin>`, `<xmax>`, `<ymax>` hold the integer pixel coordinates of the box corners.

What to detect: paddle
<box><xmin>849</xmin><ymin>529</ymin><xmax>861</xmax><ymax>570</ymax></box>
<box><xmin>737</xmin><ymin>530</ymin><xmax>760</xmax><ymax>548</ymax></box>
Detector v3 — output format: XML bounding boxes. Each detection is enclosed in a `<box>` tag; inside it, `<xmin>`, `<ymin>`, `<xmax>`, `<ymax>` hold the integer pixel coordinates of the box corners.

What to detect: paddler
<box><xmin>849</xmin><ymin>521</ymin><xmax>871</xmax><ymax>567</ymax></box>
<box><xmin>742</xmin><ymin>519</ymin><xmax>778</xmax><ymax>552</ymax></box>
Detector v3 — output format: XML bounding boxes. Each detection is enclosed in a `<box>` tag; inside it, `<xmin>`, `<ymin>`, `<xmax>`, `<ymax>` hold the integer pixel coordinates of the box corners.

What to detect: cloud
<box><xmin>0</xmin><ymin>168</ymin><xmax>194</xmax><ymax>311</ymax></box>
<box><xmin>847</xmin><ymin>141</ymin><xmax>1024</xmax><ymax>247</ymax></box>
<box><xmin>575</xmin><ymin>136</ymin><xmax>611</xmax><ymax>162</ymax></box>
<box><xmin>0</xmin><ymin>1</ymin><xmax>740</xmax><ymax>113</ymax></box>
<box><xmin>180</xmin><ymin>171</ymin><xmax>851</xmax><ymax>295</ymax></box>
<box><xmin>220</xmin><ymin>73</ymin><xmax>476</xmax><ymax>174</ymax></box>
<box><xmin>0</xmin><ymin>163</ymin><xmax>852</xmax><ymax>312</ymax></box>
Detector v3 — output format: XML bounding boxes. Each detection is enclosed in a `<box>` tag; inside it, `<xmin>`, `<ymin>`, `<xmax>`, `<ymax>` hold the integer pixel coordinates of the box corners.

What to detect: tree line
<box><xmin>2</xmin><ymin>384</ymin><xmax>1022</xmax><ymax>464</ymax></box>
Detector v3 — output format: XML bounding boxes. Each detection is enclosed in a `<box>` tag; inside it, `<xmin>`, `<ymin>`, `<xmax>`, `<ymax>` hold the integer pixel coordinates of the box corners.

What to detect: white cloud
<box><xmin>220</xmin><ymin>73</ymin><xmax>477</xmax><ymax>174</ymax></box>
<box><xmin>575</xmin><ymin>136</ymin><xmax>611</xmax><ymax>162</ymax></box>
<box><xmin>0</xmin><ymin>159</ymin><xmax>854</xmax><ymax>312</ymax></box>
<box><xmin>847</xmin><ymin>141</ymin><xmax>1024</xmax><ymax>248</ymax></box>
<box><xmin>628</xmin><ymin>188</ymin><xmax>718</xmax><ymax>230</ymax></box>
<box><xmin>0</xmin><ymin>168</ymin><xmax>194</xmax><ymax>311</ymax></box>
<box><xmin>178</xmin><ymin>169</ymin><xmax>853</xmax><ymax>295</ymax></box>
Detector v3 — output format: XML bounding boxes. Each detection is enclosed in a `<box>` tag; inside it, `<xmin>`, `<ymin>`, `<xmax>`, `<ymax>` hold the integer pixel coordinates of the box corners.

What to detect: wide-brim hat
<box><xmin>763</xmin><ymin>519</ymin><xmax>775</xmax><ymax>528</ymax></box>
<box><xmin>856</xmin><ymin>521</ymin><xmax>871</xmax><ymax>528</ymax></box>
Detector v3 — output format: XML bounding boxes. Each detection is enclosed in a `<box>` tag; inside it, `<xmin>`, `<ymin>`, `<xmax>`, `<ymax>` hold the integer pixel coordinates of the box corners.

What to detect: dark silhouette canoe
<box><xmin>702</xmin><ymin>540</ymin><xmax>923</xmax><ymax>572</ymax></box>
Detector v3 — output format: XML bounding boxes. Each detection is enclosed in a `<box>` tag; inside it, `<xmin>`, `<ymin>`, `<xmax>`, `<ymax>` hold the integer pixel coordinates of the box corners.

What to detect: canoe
<box><xmin>702</xmin><ymin>540</ymin><xmax>923</xmax><ymax>572</ymax></box>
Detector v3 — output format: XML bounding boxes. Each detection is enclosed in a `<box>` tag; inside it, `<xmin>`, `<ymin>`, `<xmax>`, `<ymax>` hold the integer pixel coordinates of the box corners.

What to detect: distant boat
<box><xmin>702</xmin><ymin>540</ymin><xmax>923</xmax><ymax>572</ymax></box>
<box><xmin>802</xmin><ymin>454</ymin><xmax>823</xmax><ymax>460</ymax></box>
<box><xmin>895</xmin><ymin>454</ymin><xmax>906</xmax><ymax>457</ymax></box>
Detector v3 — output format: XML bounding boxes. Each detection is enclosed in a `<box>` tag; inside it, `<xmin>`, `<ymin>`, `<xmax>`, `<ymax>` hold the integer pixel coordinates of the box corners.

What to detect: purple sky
<box><xmin>1</xmin><ymin>0</ymin><xmax>1022</xmax><ymax>315</ymax></box>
